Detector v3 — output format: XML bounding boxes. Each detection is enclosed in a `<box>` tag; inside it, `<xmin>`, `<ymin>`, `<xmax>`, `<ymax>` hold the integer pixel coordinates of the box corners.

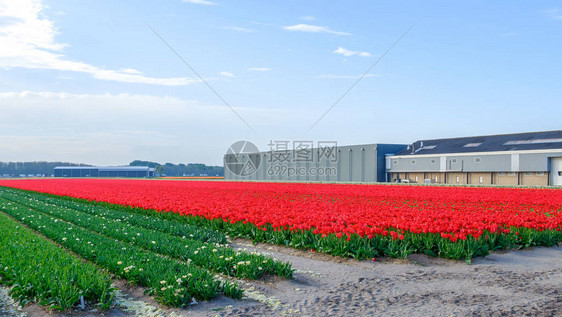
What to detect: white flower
<box><xmin>160</xmin><ymin>280</ymin><xmax>167</xmax><ymax>285</ymax></box>
<box><xmin>117</xmin><ymin>261</ymin><xmax>122</xmax><ymax>265</ymax></box>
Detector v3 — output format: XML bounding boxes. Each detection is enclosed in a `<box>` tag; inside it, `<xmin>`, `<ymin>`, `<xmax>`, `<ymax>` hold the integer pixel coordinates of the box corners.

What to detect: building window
<box><xmin>430</xmin><ymin>159</ymin><xmax>436</xmax><ymax>164</ymax></box>
<box><xmin>559</xmin><ymin>171</ymin><xmax>562</xmax><ymax>176</ymax></box>
<box><xmin>456</xmin><ymin>176</ymin><xmax>460</xmax><ymax>183</ymax></box>
<box><xmin>411</xmin><ymin>160</ymin><xmax>416</xmax><ymax>164</ymax></box>
<box><xmin>421</xmin><ymin>145</ymin><xmax>436</xmax><ymax>150</ymax></box>
<box><xmin>393</xmin><ymin>160</ymin><xmax>398</xmax><ymax>165</ymax></box>
<box><xmin>536</xmin><ymin>172</ymin><xmax>544</xmax><ymax>176</ymax></box>
<box><xmin>508</xmin><ymin>172</ymin><xmax>516</xmax><ymax>176</ymax></box>
<box><xmin>504</xmin><ymin>138</ymin><xmax>562</xmax><ymax>145</ymax></box>
<box><xmin>415</xmin><ymin>176</ymin><xmax>418</xmax><ymax>182</ymax></box>
<box><xmin>525</xmin><ymin>172</ymin><xmax>532</xmax><ymax>176</ymax></box>
<box><xmin>479</xmin><ymin>176</ymin><xmax>483</xmax><ymax>183</ymax></box>
<box><xmin>499</xmin><ymin>172</ymin><xmax>506</xmax><ymax>176</ymax></box>
<box><xmin>434</xmin><ymin>176</ymin><xmax>438</xmax><ymax>182</ymax></box>
<box><xmin>463</xmin><ymin>143</ymin><xmax>482</xmax><ymax>147</ymax></box>
<box><xmin>451</xmin><ymin>159</ymin><xmax>457</xmax><ymax>164</ymax></box>
<box><xmin>475</xmin><ymin>158</ymin><xmax>481</xmax><ymax>163</ymax></box>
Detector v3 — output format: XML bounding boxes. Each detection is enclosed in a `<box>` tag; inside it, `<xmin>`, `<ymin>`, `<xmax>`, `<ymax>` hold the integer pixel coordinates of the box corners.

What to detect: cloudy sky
<box><xmin>0</xmin><ymin>0</ymin><xmax>561</xmax><ymax>165</ymax></box>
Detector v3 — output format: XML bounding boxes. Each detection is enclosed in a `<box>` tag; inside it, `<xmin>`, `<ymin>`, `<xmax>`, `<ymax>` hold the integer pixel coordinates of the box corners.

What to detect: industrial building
<box><xmin>223</xmin><ymin>130</ymin><xmax>562</xmax><ymax>186</ymax></box>
<box><xmin>386</xmin><ymin>130</ymin><xmax>562</xmax><ymax>186</ymax></box>
<box><xmin>54</xmin><ymin>166</ymin><xmax>155</xmax><ymax>178</ymax></box>
<box><xmin>224</xmin><ymin>143</ymin><xmax>406</xmax><ymax>182</ymax></box>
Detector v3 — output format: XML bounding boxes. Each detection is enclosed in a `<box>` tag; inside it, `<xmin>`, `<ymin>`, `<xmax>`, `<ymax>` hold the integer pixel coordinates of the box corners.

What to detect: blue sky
<box><xmin>0</xmin><ymin>0</ymin><xmax>561</xmax><ymax>165</ymax></box>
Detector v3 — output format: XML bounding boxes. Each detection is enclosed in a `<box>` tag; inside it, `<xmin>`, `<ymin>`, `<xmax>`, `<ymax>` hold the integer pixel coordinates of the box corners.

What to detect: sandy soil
<box><xmin>9</xmin><ymin>242</ymin><xmax>562</xmax><ymax>317</ymax></box>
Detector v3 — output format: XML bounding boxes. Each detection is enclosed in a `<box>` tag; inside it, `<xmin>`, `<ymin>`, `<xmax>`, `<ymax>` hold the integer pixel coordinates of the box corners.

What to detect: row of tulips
<box><xmin>2</xmin><ymin>188</ymin><xmax>293</xmax><ymax>279</ymax></box>
<box><xmin>22</xmin><ymin>190</ymin><xmax>228</xmax><ymax>244</ymax></box>
<box><xmin>0</xmin><ymin>211</ymin><xmax>114</xmax><ymax>311</ymax></box>
<box><xmin>0</xmin><ymin>195</ymin><xmax>242</xmax><ymax>307</ymax></box>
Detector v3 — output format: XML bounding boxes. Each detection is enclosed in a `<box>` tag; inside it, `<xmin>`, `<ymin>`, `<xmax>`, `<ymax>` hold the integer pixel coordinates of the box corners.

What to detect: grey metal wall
<box><xmin>387</xmin><ymin>151</ymin><xmax>562</xmax><ymax>173</ymax></box>
<box><xmin>224</xmin><ymin>143</ymin><xmax>406</xmax><ymax>182</ymax></box>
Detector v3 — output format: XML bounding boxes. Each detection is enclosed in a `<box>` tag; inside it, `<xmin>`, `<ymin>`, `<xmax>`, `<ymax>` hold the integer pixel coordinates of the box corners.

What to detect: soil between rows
<box><xmin>11</xmin><ymin>240</ymin><xmax>562</xmax><ymax>317</ymax></box>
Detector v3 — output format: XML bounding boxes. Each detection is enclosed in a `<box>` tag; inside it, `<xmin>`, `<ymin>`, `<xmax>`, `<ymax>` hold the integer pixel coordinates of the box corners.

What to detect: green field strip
<box><xmin>6</xmin><ymin>187</ymin><xmax>236</xmax><ymax>239</ymax></box>
<box><xmin>0</xmin><ymin>189</ymin><xmax>293</xmax><ymax>280</ymax></box>
<box><xmin>7</xmin><ymin>188</ymin><xmax>226</xmax><ymax>244</ymax></box>
<box><xmin>0</xmin><ymin>197</ymin><xmax>242</xmax><ymax>307</ymax></box>
<box><xmin>0</xmin><ymin>211</ymin><xmax>114</xmax><ymax>311</ymax></box>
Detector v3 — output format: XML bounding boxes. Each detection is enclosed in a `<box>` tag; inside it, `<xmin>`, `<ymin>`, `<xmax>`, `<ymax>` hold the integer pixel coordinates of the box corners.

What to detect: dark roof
<box><xmin>54</xmin><ymin>166</ymin><xmax>154</xmax><ymax>171</ymax></box>
<box><xmin>395</xmin><ymin>130</ymin><xmax>562</xmax><ymax>156</ymax></box>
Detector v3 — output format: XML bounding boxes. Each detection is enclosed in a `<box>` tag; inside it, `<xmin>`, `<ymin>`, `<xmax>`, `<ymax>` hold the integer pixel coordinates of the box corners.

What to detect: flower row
<box><xmin>0</xmin><ymin>209</ymin><xmax>114</xmax><ymax>311</ymax></box>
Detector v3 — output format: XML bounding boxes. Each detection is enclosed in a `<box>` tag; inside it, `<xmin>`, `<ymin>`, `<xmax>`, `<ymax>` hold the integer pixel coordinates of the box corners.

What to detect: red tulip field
<box><xmin>1</xmin><ymin>179</ymin><xmax>560</xmax><ymax>263</ymax></box>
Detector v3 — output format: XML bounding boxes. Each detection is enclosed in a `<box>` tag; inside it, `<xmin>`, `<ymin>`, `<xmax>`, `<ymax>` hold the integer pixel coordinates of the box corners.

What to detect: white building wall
<box><xmin>551</xmin><ymin>157</ymin><xmax>562</xmax><ymax>186</ymax></box>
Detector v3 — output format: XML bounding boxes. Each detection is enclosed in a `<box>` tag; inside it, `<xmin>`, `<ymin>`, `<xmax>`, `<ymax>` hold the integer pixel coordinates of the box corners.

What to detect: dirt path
<box><xmin>199</xmin><ymin>241</ymin><xmax>562</xmax><ymax>317</ymax></box>
<box><xmin>10</xmin><ymin>243</ymin><xmax>562</xmax><ymax>317</ymax></box>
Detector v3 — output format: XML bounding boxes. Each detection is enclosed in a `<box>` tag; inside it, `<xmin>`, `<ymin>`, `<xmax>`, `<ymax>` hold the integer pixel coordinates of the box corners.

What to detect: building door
<box><xmin>551</xmin><ymin>157</ymin><xmax>562</xmax><ymax>186</ymax></box>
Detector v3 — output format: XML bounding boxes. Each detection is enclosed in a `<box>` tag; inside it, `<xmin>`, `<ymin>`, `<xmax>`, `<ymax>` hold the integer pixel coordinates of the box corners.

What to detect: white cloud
<box><xmin>248</xmin><ymin>67</ymin><xmax>271</xmax><ymax>71</ymax></box>
<box><xmin>0</xmin><ymin>0</ymin><xmax>200</xmax><ymax>86</ymax></box>
<box><xmin>283</xmin><ymin>24</ymin><xmax>350</xmax><ymax>36</ymax></box>
<box><xmin>182</xmin><ymin>0</ymin><xmax>217</xmax><ymax>5</ymax></box>
<box><xmin>333</xmin><ymin>47</ymin><xmax>371</xmax><ymax>57</ymax></box>
<box><xmin>316</xmin><ymin>74</ymin><xmax>379</xmax><ymax>79</ymax></box>
<box><xmin>333</xmin><ymin>47</ymin><xmax>355</xmax><ymax>56</ymax></box>
<box><xmin>223</xmin><ymin>26</ymin><xmax>254</xmax><ymax>32</ymax></box>
<box><xmin>219</xmin><ymin>71</ymin><xmax>235</xmax><ymax>78</ymax></box>
<box><xmin>545</xmin><ymin>8</ymin><xmax>562</xmax><ymax>20</ymax></box>
<box><xmin>119</xmin><ymin>68</ymin><xmax>143</xmax><ymax>75</ymax></box>
<box><xmin>0</xmin><ymin>91</ymin><xmax>292</xmax><ymax>165</ymax></box>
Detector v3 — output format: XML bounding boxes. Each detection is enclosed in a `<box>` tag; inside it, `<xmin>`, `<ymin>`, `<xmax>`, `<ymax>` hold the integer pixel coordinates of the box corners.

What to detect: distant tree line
<box><xmin>0</xmin><ymin>161</ymin><xmax>91</xmax><ymax>177</ymax></box>
<box><xmin>0</xmin><ymin>161</ymin><xmax>223</xmax><ymax>177</ymax></box>
<box><xmin>129</xmin><ymin>160</ymin><xmax>223</xmax><ymax>176</ymax></box>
